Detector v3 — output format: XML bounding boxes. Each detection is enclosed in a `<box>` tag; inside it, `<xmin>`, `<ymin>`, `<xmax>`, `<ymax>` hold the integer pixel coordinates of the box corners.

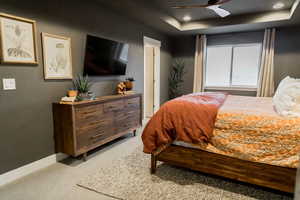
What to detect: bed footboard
<box><xmin>151</xmin><ymin>144</ymin><xmax>296</xmax><ymax>193</ymax></box>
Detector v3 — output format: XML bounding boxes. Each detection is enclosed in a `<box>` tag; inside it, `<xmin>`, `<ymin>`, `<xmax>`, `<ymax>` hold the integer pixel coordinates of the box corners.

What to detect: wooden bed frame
<box><xmin>151</xmin><ymin>144</ymin><xmax>297</xmax><ymax>193</ymax></box>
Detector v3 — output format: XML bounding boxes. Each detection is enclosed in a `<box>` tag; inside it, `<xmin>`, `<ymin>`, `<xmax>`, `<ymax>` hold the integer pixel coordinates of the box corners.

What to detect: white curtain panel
<box><xmin>193</xmin><ymin>35</ymin><xmax>207</xmax><ymax>93</ymax></box>
<box><xmin>257</xmin><ymin>28</ymin><xmax>276</xmax><ymax>97</ymax></box>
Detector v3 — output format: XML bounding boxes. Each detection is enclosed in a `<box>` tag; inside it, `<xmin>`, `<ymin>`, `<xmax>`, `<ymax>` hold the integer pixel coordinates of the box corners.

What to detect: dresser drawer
<box><xmin>77</xmin><ymin>128</ymin><xmax>113</xmax><ymax>150</ymax></box>
<box><xmin>114</xmin><ymin>109</ymin><xmax>140</xmax><ymax>121</ymax></box>
<box><xmin>75</xmin><ymin>104</ymin><xmax>103</xmax><ymax>122</ymax></box>
<box><xmin>125</xmin><ymin>97</ymin><xmax>140</xmax><ymax>109</ymax></box>
<box><xmin>115</xmin><ymin>120</ymin><xmax>140</xmax><ymax>133</ymax></box>
<box><xmin>104</xmin><ymin>100</ymin><xmax>124</xmax><ymax>112</ymax></box>
<box><xmin>76</xmin><ymin>117</ymin><xmax>113</xmax><ymax>135</ymax></box>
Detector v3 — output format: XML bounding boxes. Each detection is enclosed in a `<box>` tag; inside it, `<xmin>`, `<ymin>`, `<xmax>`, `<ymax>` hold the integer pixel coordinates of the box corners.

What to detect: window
<box><xmin>205</xmin><ymin>44</ymin><xmax>261</xmax><ymax>90</ymax></box>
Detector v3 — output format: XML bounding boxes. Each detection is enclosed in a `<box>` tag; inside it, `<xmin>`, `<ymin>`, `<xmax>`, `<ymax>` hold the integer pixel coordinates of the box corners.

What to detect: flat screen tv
<box><xmin>83</xmin><ymin>35</ymin><xmax>129</xmax><ymax>76</ymax></box>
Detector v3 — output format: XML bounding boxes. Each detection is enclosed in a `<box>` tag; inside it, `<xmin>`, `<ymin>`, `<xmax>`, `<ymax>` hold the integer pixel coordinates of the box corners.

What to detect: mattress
<box><xmin>173</xmin><ymin>95</ymin><xmax>300</xmax><ymax>168</ymax></box>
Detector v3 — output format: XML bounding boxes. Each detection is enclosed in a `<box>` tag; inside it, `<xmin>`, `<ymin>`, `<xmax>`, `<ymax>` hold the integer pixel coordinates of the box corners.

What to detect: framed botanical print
<box><xmin>0</xmin><ymin>13</ymin><xmax>38</xmax><ymax>64</ymax></box>
<box><xmin>41</xmin><ymin>33</ymin><xmax>73</xmax><ymax>80</ymax></box>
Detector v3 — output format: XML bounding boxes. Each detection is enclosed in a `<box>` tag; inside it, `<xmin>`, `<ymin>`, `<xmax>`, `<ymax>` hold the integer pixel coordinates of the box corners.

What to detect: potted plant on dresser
<box><xmin>73</xmin><ymin>75</ymin><xmax>94</xmax><ymax>101</ymax></box>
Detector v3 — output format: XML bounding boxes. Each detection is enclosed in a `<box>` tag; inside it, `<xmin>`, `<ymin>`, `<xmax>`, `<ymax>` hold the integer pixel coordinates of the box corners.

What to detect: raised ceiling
<box><xmin>160</xmin><ymin>0</ymin><xmax>295</xmax><ymax>22</ymax></box>
<box><xmin>95</xmin><ymin>0</ymin><xmax>300</xmax><ymax>35</ymax></box>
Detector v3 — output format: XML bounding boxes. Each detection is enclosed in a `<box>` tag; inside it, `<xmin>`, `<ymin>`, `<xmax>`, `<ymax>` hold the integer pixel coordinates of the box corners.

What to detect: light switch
<box><xmin>3</xmin><ymin>78</ymin><xmax>16</xmax><ymax>90</ymax></box>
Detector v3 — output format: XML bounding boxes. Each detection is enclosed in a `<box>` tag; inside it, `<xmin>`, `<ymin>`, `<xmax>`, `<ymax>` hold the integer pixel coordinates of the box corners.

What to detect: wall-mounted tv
<box><xmin>83</xmin><ymin>35</ymin><xmax>129</xmax><ymax>76</ymax></box>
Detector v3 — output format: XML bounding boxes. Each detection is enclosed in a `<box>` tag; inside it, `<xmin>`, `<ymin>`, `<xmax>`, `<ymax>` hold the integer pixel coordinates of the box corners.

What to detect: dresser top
<box><xmin>54</xmin><ymin>93</ymin><xmax>141</xmax><ymax>106</ymax></box>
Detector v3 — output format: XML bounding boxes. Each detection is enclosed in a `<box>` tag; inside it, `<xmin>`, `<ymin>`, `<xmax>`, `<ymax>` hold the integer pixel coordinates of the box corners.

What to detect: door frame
<box><xmin>143</xmin><ymin>36</ymin><xmax>161</xmax><ymax>120</ymax></box>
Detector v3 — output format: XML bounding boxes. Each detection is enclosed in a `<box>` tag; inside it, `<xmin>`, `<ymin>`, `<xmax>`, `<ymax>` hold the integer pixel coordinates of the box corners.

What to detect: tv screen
<box><xmin>83</xmin><ymin>35</ymin><xmax>129</xmax><ymax>76</ymax></box>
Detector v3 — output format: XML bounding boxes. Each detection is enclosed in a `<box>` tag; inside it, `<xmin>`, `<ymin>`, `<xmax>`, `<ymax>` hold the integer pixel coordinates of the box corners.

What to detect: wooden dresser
<box><xmin>53</xmin><ymin>94</ymin><xmax>142</xmax><ymax>160</ymax></box>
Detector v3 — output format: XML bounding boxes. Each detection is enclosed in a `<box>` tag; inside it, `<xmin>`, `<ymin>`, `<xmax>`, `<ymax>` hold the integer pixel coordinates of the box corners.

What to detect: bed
<box><xmin>142</xmin><ymin>93</ymin><xmax>300</xmax><ymax>193</ymax></box>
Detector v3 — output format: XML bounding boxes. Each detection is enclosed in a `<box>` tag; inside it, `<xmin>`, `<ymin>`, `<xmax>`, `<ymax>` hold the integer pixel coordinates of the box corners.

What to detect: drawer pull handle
<box><xmin>89</xmin><ymin>121</ymin><xmax>100</xmax><ymax>126</ymax></box>
<box><xmin>88</xmin><ymin>120</ymin><xmax>107</xmax><ymax>126</ymax></box>
<box><xmin>91</xmin><ymin>131</ymin><xmax>105</xmax><ymax>139</ymax></box>
<box><xmin>84</xmin><ymin>115</ymin><xmax>96</xmax><ymax>121</ymax></box>
<box><xmin>83</xmin><ymin>110</ymin><xmax>97</xmax><ymax>114</ymax></box>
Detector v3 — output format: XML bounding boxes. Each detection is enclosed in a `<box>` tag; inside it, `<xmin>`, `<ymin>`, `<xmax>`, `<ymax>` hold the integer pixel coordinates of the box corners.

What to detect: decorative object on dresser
<box><xmin>67</xmin><ymin>89</ymin><xmax>78</xmax><ymax>97</ymax></box>
<box><xmin>72</xmin><ymin>75</ymin><xmax>94</xmax><ymax>101</ymax></box>
<box><xmin>53</xmin><ymin>94</ymin><xmax>142</xmax><ymax>161</ymax></box>
<box><xmin>125</xmin><ymin>77</ymin><xmax>135</xmax><ymax>91</ymax></box>
<box><xmin>0</xmin><ymin>13</ymin><xmax>38</xmax><ymax>64</ymax></box>
<box><xmin>61</xmin><ymin>96</ymin><xmax>76</xmax><ymax>103</ymax></box>
<box><xmin>116</xmin><ymin>82</ymin><xmax>127</xmax><ymax>95</ymax></box>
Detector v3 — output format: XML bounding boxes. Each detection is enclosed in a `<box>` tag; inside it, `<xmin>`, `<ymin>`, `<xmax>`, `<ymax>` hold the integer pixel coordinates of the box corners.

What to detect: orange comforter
<box><xmin>174</xmin><ymin>95</ymin><xmax>300</xmax><ymax>168</ymax></box>
<box><xmin>142</xmin><ymin>92</ymin><xmax>227</xmax><ymax>153</ymax></box>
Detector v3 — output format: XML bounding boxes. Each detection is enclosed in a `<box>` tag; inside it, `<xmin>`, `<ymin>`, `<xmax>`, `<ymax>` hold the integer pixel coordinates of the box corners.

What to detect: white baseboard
<box><xmin>0</xmin><ymin>153</ymin><xmax>68</xmax><ymax>187</ymax></box>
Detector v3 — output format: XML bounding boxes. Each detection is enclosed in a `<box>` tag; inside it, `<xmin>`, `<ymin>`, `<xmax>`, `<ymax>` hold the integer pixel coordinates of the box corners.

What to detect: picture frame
<box><xmin>0</xmin><ymin>13</ymin><xmax>38</xmax><ymax>65</ymax></box>
<box><xmin>41</xmin><ymin>32</ymin><xmax>73</xmax><ymax>80</ymax></box>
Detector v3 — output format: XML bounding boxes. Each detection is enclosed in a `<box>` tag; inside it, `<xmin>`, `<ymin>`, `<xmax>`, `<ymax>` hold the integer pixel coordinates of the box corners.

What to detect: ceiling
<box><xmin>155</xmin><ymin>0</ymin><xmax>295</xmax><ymax>22</ymax></box>
<box><xmin>95</xmin><ymin>0</ymin><xmax>300</xmax><ymax>35</ymax></box>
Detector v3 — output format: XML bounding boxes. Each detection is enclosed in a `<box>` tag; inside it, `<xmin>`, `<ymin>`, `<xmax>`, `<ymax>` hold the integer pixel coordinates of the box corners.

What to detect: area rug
<box><xmin>78</xmin><ymin>146</ymin><xmax>293</xmax><ymax>200</ymax></box>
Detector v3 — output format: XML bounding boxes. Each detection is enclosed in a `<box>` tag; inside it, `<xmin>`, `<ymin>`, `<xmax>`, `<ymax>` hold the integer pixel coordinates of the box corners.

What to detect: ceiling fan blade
<box><xmin>172</xmin><ymin>0</ymin><xmax>232</xmax><ymax>9</ymax></box>
<box><xmin>172</xmin><ymin>5</ymin><xmax>208</xmax><ymax>9</ymax></box>
<box><xmin>207</xmin><ymin>5</ymin><xmax>231</xmax><ymax>18</ymax></box>
<box><xmin>209</xmin><ymin>0</ymin><xmax>232</xmax><ymax>6</ymax></box>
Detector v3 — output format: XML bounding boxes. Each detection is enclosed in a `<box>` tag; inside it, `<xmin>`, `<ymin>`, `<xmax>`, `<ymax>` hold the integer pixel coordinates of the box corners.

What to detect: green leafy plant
<box><xmin>169</xmin><ymin>59</ymin><xmax>186</xmax><ymax>99</ymax></box>
<box><xmin>72</xmin><ymin>74</ymin><xmax>93</xmax><ymax>94</ymax></box>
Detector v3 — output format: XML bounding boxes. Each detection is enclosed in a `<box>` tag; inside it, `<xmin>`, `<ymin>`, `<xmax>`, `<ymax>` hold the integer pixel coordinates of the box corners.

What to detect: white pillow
<box><xmin>273</xmin><ymin>76</ymin><xmax>300</xmax><ymax>117</ymax></box>
<box><xmin>273</xmin><ymin>76</ymin><xmax>294</xmax><ymax>99</ymax></box>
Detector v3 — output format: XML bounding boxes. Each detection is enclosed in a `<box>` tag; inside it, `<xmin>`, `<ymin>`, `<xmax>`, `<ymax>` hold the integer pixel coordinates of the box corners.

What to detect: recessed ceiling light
<box><xmin>183</xmin><ymin>15</ymin><xmax>191</xmax><ymax>22</ymax></box>
<box><xmin>273</xmin><ymin>2</ymin><xmax>285</xmax><ymax>9</ymax></box>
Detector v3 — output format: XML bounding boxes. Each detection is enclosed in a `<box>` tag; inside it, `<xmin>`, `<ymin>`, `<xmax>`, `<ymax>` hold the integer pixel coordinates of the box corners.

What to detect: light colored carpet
<box><xmin>78</xmin><ymin>146</ymin><xmax>293</xmax><ymax>200</ymax></box>
<box><xmin>0</xmin><ymin>134</ymin><xmax>141</xmax><ymax>200</ymax></box>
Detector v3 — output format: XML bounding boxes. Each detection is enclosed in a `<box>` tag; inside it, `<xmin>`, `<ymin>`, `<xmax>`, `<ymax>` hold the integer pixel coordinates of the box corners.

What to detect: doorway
<box><xmin>143</xmin><ymin>36</ymin><xmax>161</xmax><ymax>120</ymax></box>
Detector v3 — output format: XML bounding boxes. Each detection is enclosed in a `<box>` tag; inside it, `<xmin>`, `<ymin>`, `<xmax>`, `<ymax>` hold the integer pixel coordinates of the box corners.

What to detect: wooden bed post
<box><xmin>151</xmin><ymin>154</ymin><xmax>157</xmax><ymax>174</ymax></box>
<box><xmin>150</xmin><ymin>143</ymin><xmax>172</xmax><ymax>174</ymax></box>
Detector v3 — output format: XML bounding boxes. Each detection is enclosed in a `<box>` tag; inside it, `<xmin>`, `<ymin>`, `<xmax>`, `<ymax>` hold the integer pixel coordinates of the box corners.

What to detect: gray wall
<box><xmin>172</xmin><ymin>27</ymin><xmax>300</xmax><ymax>95</ymax></box>
<box><xmin>0</xmin><ymin>0</ymin><xmax>171</xmax><ymax>174</ymax></box>
<box><xmin>171</xmin><ymin>36</ymin><xmax>196</xmax><ymax>95</ymax></box>
<box><xmin>274</xmin><ymin>26</ymin><xmax>300</xmax><ymax>87</ymax></box>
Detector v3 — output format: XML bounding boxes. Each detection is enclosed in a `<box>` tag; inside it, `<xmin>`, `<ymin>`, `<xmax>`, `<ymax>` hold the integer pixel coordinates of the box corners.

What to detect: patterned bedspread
<box><xmin>177</xmin><ymin>95</ymin><xmax>300</xmax><ymax>168</ymax></box>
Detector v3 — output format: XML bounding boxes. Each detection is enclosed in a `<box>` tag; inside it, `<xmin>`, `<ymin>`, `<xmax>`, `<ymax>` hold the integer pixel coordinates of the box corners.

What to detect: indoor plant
<box><xmin>169</xmin><ymin>59</ymin><xmax>186</xmax><ymax>99</ymax></box>
<box><xmin>73</xmin><ymin>74</ymin><xmax>93</xmax><ymax>101</ymax></box>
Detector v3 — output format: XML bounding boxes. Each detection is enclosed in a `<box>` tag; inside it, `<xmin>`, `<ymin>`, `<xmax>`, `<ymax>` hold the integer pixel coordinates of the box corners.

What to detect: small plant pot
<box><xmin>78</xmin><ymin>93</ymin><xmax>91</xmax><ymax>100</ymax></box>
<box><xmin>125</xmin><ymin>81</ymin><xmax>133</xmax><ymax>91</ymax></box>
<box><xmin>68</xmin><ymin>90</ymin><xmax>78</xmax><ymax>97</ymax></box>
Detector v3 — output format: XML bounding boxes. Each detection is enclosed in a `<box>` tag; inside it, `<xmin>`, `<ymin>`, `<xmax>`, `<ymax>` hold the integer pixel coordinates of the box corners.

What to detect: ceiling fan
<box><xmin>172</xmin><ymin>0</ymin><xmax>232</xmax><ymax>18</ymax></box>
